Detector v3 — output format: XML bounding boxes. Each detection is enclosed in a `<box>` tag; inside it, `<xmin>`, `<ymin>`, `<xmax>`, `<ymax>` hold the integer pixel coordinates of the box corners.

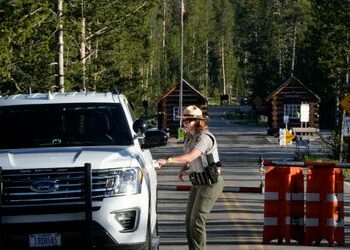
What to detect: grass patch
<box><xmin>301</xmin><ymin>155</ymin><xmax>350</xmax><ymax>180</ymax></box>
<box><xmin>344</xmin><ymin>169</ymin><xmax>350</xmax><ymax>180</ymax></box>
<box><xmin>224</xmin><ymin>110</ymin><xmax>267</xmax><ymax>126</ymax></box>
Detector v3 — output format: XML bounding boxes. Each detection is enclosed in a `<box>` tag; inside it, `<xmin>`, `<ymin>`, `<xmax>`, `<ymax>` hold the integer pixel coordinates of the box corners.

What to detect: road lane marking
<box><xmin>222</xmin><ymin>192</ymin><xmax>264</xmax><ymax>250</ymax></box>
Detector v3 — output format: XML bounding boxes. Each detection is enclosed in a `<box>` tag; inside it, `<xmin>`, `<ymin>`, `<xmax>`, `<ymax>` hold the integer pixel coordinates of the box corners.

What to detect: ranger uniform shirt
<box><xmin>184</xmin><ymin>130</ymin><xmax>220</xmax><ymax>173</ymax></box>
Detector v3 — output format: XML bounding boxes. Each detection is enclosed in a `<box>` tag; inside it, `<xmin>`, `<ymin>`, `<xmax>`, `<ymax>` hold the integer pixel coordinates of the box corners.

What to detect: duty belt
<box><xmin>189</xmin><ymin>170</ymin><xmax>220</xmax><ymax>186</ymax></box>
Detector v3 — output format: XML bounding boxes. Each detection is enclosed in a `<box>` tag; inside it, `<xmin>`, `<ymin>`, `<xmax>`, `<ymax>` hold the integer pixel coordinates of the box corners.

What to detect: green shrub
<box><xmin>300</xmin><ymin>155</ymin><xmax>350</xmax><ymax>180</ymax></box>
<box><xmin>224</xmin><ymin>110</ymin><xmax>267</xmax><ymax>126</ymax></box>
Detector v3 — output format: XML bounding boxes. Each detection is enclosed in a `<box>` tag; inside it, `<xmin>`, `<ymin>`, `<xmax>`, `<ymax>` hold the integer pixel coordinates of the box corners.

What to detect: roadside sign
<box><xmin>285</xmin><ymin>130</ymin><xmax>295</xmax><ymax>144</ymax></box>
<box><xmin>343</xmin><ymin>117</ymin><xmax>350</xmax><ymax>137</ymax></box>
<box><xmin>300</xmin><ymin>103</ymin><xmax>310</xmax><ymax>122</ymax></box>
<box><xmin>279</xmin><ymin>129</ymin><xmax>286</xmax><ymax>146</ymax></box>
<box><xmin>177</xmin><ymin>127</ymin><xmax>185</xmax><ymax>143</ymax></box>
<box><xmin>283</xmin><ymin>115</ymin><xmax>289</xmax><ymax>124</ymax></box>
<box><xmin>279</xmin><ymin>129</ymin><xmax>294</xmax><ymax>146</ymax></box>
<box><xmin>340</xmin><ymin>94</ymin><xmax>350</xmax><ymax>114</ymax></box>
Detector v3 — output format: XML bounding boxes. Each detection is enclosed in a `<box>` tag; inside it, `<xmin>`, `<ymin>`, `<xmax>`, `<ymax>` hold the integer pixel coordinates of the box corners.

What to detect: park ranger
<box><xmin>157</xmin><ymin>105</ymin><xmax>224</xmax><ymax>250</ymax></box>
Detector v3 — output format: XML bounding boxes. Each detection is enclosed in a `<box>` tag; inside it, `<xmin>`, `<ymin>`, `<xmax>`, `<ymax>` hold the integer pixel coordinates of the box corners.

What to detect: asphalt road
<box><xmin>151</xmin><ymin>105</ymin><xmax>350</xmax><ymax>250</ymax></box>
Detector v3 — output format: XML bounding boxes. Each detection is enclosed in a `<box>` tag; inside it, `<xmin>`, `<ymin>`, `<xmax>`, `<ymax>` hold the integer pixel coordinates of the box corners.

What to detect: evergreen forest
<box><xmin>0</xmin><ymin>0</ymin><xmax>349</xmax><ymax>121</ymax></box>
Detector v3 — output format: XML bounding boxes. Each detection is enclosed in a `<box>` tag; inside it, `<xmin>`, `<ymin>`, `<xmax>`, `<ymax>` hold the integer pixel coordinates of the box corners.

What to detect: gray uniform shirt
<box><xmin>184</xmin><ymin>130</ymin><xmax>220</xmax><ymax>173</ymax></box>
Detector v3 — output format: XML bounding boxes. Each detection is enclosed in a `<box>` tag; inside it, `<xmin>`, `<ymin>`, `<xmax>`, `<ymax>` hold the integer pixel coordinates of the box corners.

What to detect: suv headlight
<box><xmin>103</xmin><ymin>168</ymin><xmax>143</xmax><ymax>196</ymax></box>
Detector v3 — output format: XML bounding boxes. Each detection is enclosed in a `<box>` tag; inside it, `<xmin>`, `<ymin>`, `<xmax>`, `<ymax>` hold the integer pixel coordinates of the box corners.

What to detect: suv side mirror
<box><xmin>133</xmin><ymin>119</ymin><xmax>148</xmax><ymax>134</ymax></box>
<box><xmin>142</xmin><ymin>130</ymin><xmax>168</xmax><ymax>149</ymax></box>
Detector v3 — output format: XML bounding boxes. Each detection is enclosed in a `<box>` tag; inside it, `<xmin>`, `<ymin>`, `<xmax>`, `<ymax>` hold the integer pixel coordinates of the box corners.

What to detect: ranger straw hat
<box><xmin>181</xmin><ymin>105</ymin><xmax>205</xmax><ymax>120</ymax></box>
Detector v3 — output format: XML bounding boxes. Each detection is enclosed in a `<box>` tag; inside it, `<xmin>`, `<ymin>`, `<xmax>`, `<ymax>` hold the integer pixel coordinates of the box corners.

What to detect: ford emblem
<box><xmin>30</xmin><ymin>180</ymin><xmax>59</xmax><ymax>193</ymax></box>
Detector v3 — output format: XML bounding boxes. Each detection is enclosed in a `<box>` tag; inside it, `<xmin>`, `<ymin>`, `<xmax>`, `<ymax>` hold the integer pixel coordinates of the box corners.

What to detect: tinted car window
<box><xmin>0</xmin><ymin>103</ymin><xmax>133</xmax><ymax>149</ymax></box>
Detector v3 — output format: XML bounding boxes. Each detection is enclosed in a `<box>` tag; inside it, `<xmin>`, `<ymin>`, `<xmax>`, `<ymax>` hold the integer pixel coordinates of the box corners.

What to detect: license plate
<box><xmin>29</xmin><ymin>233</ymin><xmax>61</xmax><ymax>247</ymax></box>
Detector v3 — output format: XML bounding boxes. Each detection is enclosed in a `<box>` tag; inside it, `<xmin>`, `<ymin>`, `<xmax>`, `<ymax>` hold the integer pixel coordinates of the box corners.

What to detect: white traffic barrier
<box><xmin>157</xmin><ymin>184</ymin><xmax>262</xmax><ymax>193</ymax></box>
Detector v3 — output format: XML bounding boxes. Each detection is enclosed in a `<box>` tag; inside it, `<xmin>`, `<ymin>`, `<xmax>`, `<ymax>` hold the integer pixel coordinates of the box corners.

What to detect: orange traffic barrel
<box><xmin>263</xmin><ymin>166</ymin><xmax>304</xmax><ymax>244</ymax></box>
<box><xmin>325</xmin><ymin>168</ymin><xmax>344</xmax><ymax>246</ymax></box>
<box><xmin>285</xmin><ymin>169</ymin><xmax>304</xmax><ymax>244</ymax></box>
<box><xmin>305</xmin><ymin>165</ymin><xmax>344</xmax><ymax>246</ymax></box>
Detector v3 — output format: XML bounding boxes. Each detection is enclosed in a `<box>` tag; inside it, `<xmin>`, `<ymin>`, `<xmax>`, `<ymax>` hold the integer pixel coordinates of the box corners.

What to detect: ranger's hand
<box><xmin>178</xmin><ymin>164</ymin><xmax>189</xmax><ymax>182</ymax></box>
<box><xmin>157</xmin><ymin>159</ymin><xmax>166</xmax><ymax>167</ymax></box>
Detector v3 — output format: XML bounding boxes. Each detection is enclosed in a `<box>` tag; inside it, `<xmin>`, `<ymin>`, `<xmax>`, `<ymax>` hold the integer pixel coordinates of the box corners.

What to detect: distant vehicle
<box><xmin>239</xmin><ymin>96</ymin><xmax>249</xmax><ymax>106</ymax></box>
<box><xmin>0</xmin><ymin>92</ymin><xmax>165</xmax><ymax>249</ymax></box>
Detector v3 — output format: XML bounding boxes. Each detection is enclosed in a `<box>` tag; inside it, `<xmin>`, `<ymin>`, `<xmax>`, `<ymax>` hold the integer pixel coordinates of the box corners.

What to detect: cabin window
<box><xmin>173</xmin><ymin>106</ymin><xmax>180</xmax><ymax>121</ymax></box>
<box><xmin>284</xmin><ymin>104</ymin><xmax>300</xmax><ymax>119</ymax></box>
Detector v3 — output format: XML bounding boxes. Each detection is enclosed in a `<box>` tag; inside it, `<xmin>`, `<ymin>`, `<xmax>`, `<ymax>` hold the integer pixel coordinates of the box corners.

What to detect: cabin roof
<box><xmin>265</xmin><ymin>76</ymin><xmax>320</xmax><ymax>103</ymax></box>
<box><xmin>157</xmin><ymin>80</ymin><xmax>207</xmax><ymax>104</ymax></box>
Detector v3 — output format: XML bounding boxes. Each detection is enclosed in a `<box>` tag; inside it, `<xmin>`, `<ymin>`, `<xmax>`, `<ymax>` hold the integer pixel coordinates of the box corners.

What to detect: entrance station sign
<box><xmin>300</xmin><ymin>104</ymin><xmax>310</xmax><ymax>122</ymax></box>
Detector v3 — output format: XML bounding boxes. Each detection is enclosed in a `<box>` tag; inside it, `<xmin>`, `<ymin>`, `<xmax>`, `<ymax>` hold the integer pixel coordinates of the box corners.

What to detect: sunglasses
<box><xmin>182</xmin><ymin>119</ymin><xmax>196</xmax><ymax>124</ymax></box>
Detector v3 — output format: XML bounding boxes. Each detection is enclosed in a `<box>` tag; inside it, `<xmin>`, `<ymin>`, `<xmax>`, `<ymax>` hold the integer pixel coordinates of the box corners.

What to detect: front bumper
<box><xmin>1</xmin><ymin>189</ymin><xmax>151</xmax><ymax>249</ymax></box>
<box><xmin>0</xmin><ymin>220</ymin><xmax>146</xmax><ymax>250</ymax></box>
<box><xmin>0</xmin><ymin>164</ymin><xmax>157</xmax><ymax>249</ymax></box>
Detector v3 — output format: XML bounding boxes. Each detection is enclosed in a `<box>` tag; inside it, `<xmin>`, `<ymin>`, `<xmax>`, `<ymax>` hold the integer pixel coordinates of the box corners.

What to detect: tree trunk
<box><xmin>205</xmin><ymin>39</ymin><xmax>209</xmax><ymax>97</ymax></box>
<box><xmin>291</xmin><ymin>23</ymin><xmax>297</xmax><ymax>77</ymax></box>
<box><xmin>162</xmin><ymin>0</ymin><xmax>166</xmax><ymax>48</ymax></box>
<box><xmin>221</xmin><ymin>38</ymin><xmax>226</xmax><ymax>95</ymax></box>
<box><xmin>57</xmin><ymin>0</ymin><xmax>64</xmax><ymax>93</ymax></box>
<box><xmin>278</xmin><ymin>39</ymin><xmax>282</xmax><ymax>76</ymax></box>
<box><xmin>81</xmin><ymin>16</ymin><xmax>86</xmax><ymax>91</ymax></box>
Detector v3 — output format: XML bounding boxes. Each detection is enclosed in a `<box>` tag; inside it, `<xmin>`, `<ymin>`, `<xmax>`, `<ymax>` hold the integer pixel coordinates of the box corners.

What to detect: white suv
<box><xmin>0</xmin><ymin>92</ymin><xmax>165</xmax><ymax>249</ymax></box>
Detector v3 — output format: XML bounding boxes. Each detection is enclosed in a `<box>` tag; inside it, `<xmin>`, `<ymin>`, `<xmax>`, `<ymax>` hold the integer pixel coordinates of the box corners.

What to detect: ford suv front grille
<box><xmin>0</xmin><ymin>166</ymin><xmax>117</xmax><ymax>215</ymax></box>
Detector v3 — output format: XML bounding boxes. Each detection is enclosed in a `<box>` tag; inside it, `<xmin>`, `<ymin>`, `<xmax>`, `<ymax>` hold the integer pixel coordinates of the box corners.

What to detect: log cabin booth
<box><xmin>157</xmin><ymin>80</ymin><xmax>208</xmax><ymax>137</ymax></box>
<box><xmin>264</xmin><ymin>76</ymin><xmax>321</xmax><ymax>136</ymax></box>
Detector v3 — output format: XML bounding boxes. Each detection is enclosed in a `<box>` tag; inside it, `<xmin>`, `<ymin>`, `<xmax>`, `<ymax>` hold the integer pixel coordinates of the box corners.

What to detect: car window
<box><xmin>0</xmin><ymin>103</ymin><xmax>133</xmax><ymax>149</ymax></box>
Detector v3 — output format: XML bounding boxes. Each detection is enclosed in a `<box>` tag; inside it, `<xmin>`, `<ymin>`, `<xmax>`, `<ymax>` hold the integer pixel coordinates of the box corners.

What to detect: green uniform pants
<box><xmin>185</xmin><ymin>176</ymin><xmax>224</xmax><ymax>250</ymax></box>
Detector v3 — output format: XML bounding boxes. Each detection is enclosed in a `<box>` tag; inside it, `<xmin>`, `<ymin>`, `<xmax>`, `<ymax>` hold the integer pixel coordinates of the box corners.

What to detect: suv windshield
<box><xmin>0</xmin><ymin>103</ymin><xmax>133</xmax><ymax>149</ymax></box>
